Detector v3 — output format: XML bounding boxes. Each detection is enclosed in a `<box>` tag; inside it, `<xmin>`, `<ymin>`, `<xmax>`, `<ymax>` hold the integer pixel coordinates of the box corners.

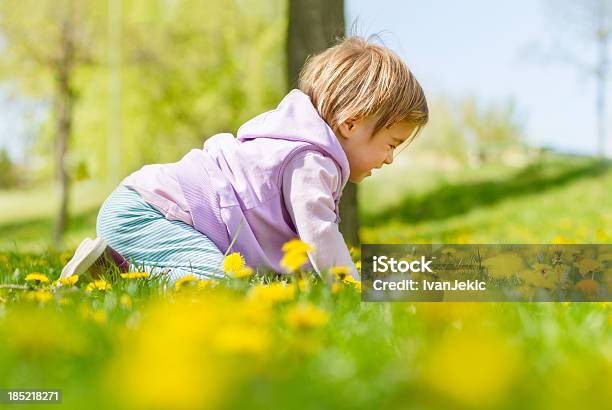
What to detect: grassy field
<box><xmin>0</xmin><ymin>153</ymin><xmax>610</xmax><ymax>410</ymax></box>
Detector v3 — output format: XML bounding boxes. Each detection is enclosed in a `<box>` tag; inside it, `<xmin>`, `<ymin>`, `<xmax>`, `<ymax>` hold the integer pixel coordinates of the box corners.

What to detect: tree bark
<box><xmin>287</xmin><ymin>0</ymin><xmax>360</xmax><ymax>246</ymax></box>
<box><xmin>53</xmin><ymin>19</ymin><xmax>76</xmax><ymax>246</ymax></box>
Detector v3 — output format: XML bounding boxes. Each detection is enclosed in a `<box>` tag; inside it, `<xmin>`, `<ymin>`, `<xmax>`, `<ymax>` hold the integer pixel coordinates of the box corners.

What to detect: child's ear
<box><xmin>338</xmin><ymin>117</ymin><xmax>360</xmax><ymax>138</ymax></box>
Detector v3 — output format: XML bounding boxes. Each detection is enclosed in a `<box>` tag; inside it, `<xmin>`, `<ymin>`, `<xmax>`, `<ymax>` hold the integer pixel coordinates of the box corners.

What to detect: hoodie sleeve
<box><xmin>282</xmin><ymin>150</ymin><xmax>359</xmax><ymax>279</ymax></box>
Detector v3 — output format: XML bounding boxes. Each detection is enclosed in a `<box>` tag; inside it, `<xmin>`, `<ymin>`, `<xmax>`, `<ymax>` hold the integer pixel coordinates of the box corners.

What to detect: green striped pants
<box><xmin>96</xmin><ymin>185</ymin><xmax>225</xmax><ymax>281</ymax></box>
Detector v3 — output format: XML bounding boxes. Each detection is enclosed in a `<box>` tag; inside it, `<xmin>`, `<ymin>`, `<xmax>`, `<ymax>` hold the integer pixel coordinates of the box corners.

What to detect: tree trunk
<box><xmin>53</xmin><ymin>72</ymin><xmax>73</xmax><ymax>246</ymax></box>
<box><xmin>287</xmin><ymin>0</ymin><xmax>360</xmax><ymax>246</ymax></box>
<box><xmin>53</xmin><ymin>19</ymin><xmax>76</xmax><ymax>246</ymax></box>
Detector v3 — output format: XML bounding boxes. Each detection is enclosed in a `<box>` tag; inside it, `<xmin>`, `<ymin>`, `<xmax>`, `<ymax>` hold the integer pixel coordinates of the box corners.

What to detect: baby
<box><xmin>61</xmin><ymin>36</ymin><xmax>428</xmax><ymax>281</ymax></box>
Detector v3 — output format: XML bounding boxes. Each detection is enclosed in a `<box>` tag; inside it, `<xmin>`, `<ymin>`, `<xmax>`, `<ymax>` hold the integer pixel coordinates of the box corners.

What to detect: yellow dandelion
<box><xmin>85</xmin><ymin>279</ymin><xmax>112</xmax><ymax>293</ymax></box>
<box><xmin>58</xmin><ymin>275</ymin><xmax>79</xmax><ymax>286</ymax></box>
<box><xmin>223</xmin><ymin>252</ymin><xmax>245</xmax><ymax>275</ymax></box>
<box><xmin>248</xmin><ymin>283</ymin><xmax>295</xmax><ymax>304</ymax></box>
<box><xmin>575</xmin><ymin>279</ymin><xmax>599</xmax><ymax>294</ymax></box>
<box><xmin>576</xmin><ymin>258</ymin><xmax>600</xmax><ymax>276</ymax></box>
<box><xmin>330</xmin><ymin>265</ymin><xmax>350</xmax><ymax>280</ymax></box>
<box><xmin>280</xmin><ymin>251</ymin><xmax>309</xmax><ymax>273</ymax></box>
<box><xmin>355</xmin><ymin>260</ymin><xmax>361</xmax><ymax>272</ymax></box>
<box><xmin>120</xmin><ymin>272</ymin><xmax>150</xmax><ymax>280</ymax></box>
<box><xmin>282</xmin><ymin>238</ymin><xmax>313</xmax><ymax>254</ymax></box>
<box><xmin>231</xmin><ymin>266</ymin><xmax>254</xmax><ymax>279</ymax></box>
<box><xmin>520</xmin><ymin>270</ymin><xmax>555</xmax><ymax>289</ymax></box>
<box><xmin>285</xmin><ymin>303</ymin><xmax>330</xmax><ymax>330</ymax></box>
<box><xmin>197</xmin><ymin>279</ymin><xmax>216</xmax><ymax>290</ymax></box>
<box><xmin>343</xmin><ymin>275</ymin><xmax>362</xmax><ymax>292</ymax></box>
<box><xmin>25</xmin><ymin>272</ymin><xmax>49</xmax><ymax>284</ymax></box>
<box><xmin>483</xmin><ymin>253</ymin><xmax>525</xmax><ymax>279</ymax></box>
<box><xmin>174</xmin><ymin>274</ymin><xmax>199</xmax><ymax>291</ymax></box>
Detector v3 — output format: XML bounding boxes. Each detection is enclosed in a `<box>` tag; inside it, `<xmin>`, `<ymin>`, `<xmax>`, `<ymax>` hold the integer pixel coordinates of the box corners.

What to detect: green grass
<box><xmin>0</xmin><ymin>153</ymin><xmax>610</xmax><ymax>410</ymax></box>
<box><xmin>360</xmin><ymin>153</ymin><xmax>611</xmax><ymax>244</ymax></box>
<box><xmin>0</xmin><ymin>181</ymin><xmax>112</xmax><ymax>252</ymax></box>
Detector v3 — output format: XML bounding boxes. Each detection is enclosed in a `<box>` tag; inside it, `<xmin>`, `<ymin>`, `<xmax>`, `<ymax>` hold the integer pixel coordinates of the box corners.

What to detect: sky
<box><xmin>346</xmin><ymin>0</ymin><xmax>612</xmax><ymax>156</ymax></box>
<box><xmin>1</xmin><ymin>0</ymin><xmax>611</xmax><ymax>159</ymax></box>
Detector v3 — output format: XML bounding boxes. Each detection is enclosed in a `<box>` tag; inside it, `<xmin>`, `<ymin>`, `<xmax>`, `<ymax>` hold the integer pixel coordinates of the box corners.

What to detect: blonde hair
<box><xmin>298</xmin><ymin>36</ymin><xmax>429</xmax><ymax>140</ymax></box>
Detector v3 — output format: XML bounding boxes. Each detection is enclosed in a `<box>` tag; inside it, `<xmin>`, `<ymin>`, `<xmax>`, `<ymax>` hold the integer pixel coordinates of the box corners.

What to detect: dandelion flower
<box><xmin>223</xmin><ymin>252</ymin><xmax>245</xmax><ymax>275</ymax></box>
<box><xmin>174</xmin><ymin>274</ymin><xmax>199</xmax><ymax>291</ymax></box>
<box><xmin>285</xmin><ymin>303</ymin><xmax>330</xmax><ymax>330</ymax></box>
<box><xmin>197</xmin><ymin>279</ymin><xmax>215</xmax><ymax>290</ymax></box>
<box><xmin>282</xmin><ymin>238</ymin><xmax>313</xmax><ymax>254</ymax></box>
<box><xmin>575</xmin><ymin>279</ymin><xmax>599</xmax><ymax>294</ymax></box>
<box><xmin>231</xmin><ymin>266</ymin><xmax>254</xmax><ymax>279</ymax></box>
<box><xmin>577</xmin><ymin>258</ymin><xmax>599</xmax><ymax>276</ymax></box>
<box><xmin>25</xmin><ymin>272</ymin><xmax>49</xmax><ymax>284</ymax></box>
<box><xmin>280</xmin><ymin>251</ymin><xmax>308</xmax><ymax>273</ymax></box>
<box><xmin>58</xmin><ymin>275</ymin><xmax>79</xmax><ymax>286</ymax></box>
<box><xmin>85</xmin><ymin>279</ymin><xmax>112</xmax><ymax>293</ymax></box>
<box><xmin>343</xmin><ymin>275</ymin><xmax>362</xmax><ymax>292</ymax></box>
<box><xmin>330</xmin><ymin>265</ymin><xmax>350</xmax><ymax>280</ymax></box>
<box><xmin>120</xmin><ymin>272</ymin><xmax>150</xmax><ymax>280</ymax></box>
<box><xmin>248</xmin><ymin>283</ymin><xmax>295</xmax><ymax>304</ymax></box>
<box><xmin>520</xmin><ymin>265</ymin><xmax>555</xmax><ymax>289</ymax></box>
<box><xmin>483</xmin><ymin>253</ymin><xmax>525</xmax><ymax>279</ymax></box>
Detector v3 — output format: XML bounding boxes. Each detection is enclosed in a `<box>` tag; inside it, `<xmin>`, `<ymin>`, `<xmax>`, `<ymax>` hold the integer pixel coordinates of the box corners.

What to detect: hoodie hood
<box><xmin>237</xmin><ymin>89</ymin><xmax>351</xmax><ymax>188</ymax></box>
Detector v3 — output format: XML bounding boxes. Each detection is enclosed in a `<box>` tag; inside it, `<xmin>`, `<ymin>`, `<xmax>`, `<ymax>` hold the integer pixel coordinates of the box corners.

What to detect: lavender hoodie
<box><xmin>164</xmin><ymin>89</ymin><xmax>351</xmax><ymax>272</ymax></box>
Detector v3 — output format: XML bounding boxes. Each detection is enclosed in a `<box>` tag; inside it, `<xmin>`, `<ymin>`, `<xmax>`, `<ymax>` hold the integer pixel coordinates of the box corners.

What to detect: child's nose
<box><xmin>384</xmin><ymin>152</ymin><xmax>394</xmax><ymax>165</ymax></box>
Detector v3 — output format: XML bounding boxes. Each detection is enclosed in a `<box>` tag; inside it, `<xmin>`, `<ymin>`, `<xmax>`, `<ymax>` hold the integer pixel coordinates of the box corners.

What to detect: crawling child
<box><xmin>61</xmin><ymin>36</ymin><xmax>428</xmax><ymax>282</ymax></box>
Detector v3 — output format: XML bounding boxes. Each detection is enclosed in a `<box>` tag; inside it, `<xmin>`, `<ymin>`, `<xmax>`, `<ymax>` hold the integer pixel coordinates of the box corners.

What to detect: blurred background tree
<box><xmin>526</xmin><ymin>0</ymin><xmax>612</xmax><ymax>157</ymax></box>
<box><xmin>0</xmin><ymin>0</ymin><xmax>103</xmax><ymax>245</ymax></box>
<box><xmin>410</xmin><ymin>96</ymin><xmax>530</xmax><ymax>169</ymax></box>
<box><xmin>0</xmin><ymin>148</ymin><xmax>20</xmax><ymax>188</ymax></box>
<box><xmin>0</xmin><ymin>0</ymin><xmax>286</xmax><ymax>245</ymax></box>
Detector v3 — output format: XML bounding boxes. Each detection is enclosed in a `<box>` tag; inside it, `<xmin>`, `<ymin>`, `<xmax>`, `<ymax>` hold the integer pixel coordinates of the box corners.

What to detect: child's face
<box><xmin>336</xmin><ymin>116</ymin><xmax>416</xmax><ymax>183</ymax></box>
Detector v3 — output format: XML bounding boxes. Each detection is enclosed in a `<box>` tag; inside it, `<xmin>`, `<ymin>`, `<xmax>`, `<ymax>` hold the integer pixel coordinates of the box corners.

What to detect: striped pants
<box><xmin>96</xmin><ymin>185</ymin><xmax>225</xmax><ymax>281</ymax></box>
